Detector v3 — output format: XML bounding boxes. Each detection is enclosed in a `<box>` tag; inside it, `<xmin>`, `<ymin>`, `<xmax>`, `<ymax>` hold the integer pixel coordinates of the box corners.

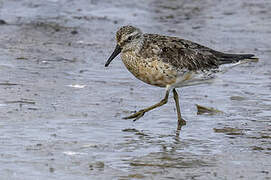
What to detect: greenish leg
<box><xmin>173</xmin><ymin>88</ymin><xmax>186</xmax><ymax>128</ymax></box>
<box><xmin>123</xmin><ymin>89</ymin><xmax>170</xmax><ymax>121</ymax></box>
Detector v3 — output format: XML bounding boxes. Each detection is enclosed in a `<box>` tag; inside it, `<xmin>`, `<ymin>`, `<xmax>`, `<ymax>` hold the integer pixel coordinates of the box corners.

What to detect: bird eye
<box><xmin>127</xmin><ymin>36</ymin><xmax>132</xmax><ymax>41</ymax></box>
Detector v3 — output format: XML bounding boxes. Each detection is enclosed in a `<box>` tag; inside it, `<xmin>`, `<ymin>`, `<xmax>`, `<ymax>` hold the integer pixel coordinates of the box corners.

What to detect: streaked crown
<box><xmin>115</xmin><ymin>26</ymin><xmax>143</xmax><ymax>50</ymax></box>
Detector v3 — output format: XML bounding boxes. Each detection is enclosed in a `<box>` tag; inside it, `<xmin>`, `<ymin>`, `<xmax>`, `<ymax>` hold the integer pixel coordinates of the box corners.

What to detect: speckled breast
<box><xmin>121</xmin><ymin>52</ymin><xmax>177</xmax><ymax>87</ymax></box>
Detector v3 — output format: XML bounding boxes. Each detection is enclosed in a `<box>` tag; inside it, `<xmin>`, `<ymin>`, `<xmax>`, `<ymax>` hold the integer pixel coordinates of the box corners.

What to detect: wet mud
<box><xmin>0</xmin><ymin>0</ymin><xmax>271</xmax><ymax>179</ymax></box>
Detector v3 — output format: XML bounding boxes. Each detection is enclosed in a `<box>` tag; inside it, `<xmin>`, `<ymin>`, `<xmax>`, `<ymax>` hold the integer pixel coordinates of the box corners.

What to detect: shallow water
<box><xmin>0</xmin><ymin>0</ymin><xmax>271</xmax><ymax>179</ymax></box>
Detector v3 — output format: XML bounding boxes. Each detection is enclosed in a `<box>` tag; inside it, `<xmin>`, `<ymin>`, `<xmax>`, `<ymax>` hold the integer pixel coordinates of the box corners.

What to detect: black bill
<box><xmin>105</xmin><ymin>45</ymin><xmax>121</xmax><ymax>67</ymax></box>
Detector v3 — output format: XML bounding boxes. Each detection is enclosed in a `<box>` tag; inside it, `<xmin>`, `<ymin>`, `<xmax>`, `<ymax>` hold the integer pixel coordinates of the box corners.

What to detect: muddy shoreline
<box><xmin>0</xmin><ymin>0</ymin><xmax>271</xmax><ymax>179</ymax></box>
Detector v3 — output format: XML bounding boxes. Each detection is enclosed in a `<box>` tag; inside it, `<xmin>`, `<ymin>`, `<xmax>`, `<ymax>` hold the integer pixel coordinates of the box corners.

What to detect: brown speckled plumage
<box><xmin>110</xmin><ymin>26</ymin><xmax>256</xmax><ymax>88</ymax></box>
<box><xmin>139</xmin><ymin>34</ymin><xmax>219</xmax><ymax>71</ymax></box>
<box><xmin>105</xmin><ymin>25</ymin><xmax>257</xmax><ymax>126</ymax></box>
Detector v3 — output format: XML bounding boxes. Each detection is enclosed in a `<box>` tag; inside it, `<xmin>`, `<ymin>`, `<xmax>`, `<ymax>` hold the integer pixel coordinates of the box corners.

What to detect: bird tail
<box><xmin>214</xmin><ymin>52</ymin><xmax>259</xmax><ymax>65</ymax></box>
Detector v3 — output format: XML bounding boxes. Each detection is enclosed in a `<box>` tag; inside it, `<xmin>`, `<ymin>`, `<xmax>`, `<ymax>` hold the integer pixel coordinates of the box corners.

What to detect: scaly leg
<box><xmin>123</xmin><ymin>88</ymin><xmax>170</xmax><ymax>121</ymax></box>
<box><xmin>173</xmin><ymin>89</ymin><xmax>186</xmax><ymax>128</ymax></box>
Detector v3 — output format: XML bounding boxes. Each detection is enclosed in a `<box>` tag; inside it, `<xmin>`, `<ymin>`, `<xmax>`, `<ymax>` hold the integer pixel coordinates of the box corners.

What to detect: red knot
<box><xmin>105</xmin><ymin>25</ymin><xmax>257</xmax><ymax>128</ymax></box>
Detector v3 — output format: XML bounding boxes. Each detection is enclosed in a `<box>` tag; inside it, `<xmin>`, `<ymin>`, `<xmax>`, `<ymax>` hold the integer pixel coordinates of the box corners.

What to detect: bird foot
<box><xmin>123</xmin><ymin>110</ymin><xmax>145</xmax><ymax>121</ymax></box>
<box><xmin>178</xmin><ymin>118</ymin><xmax>186</xmax><ymax>126</ymax></box>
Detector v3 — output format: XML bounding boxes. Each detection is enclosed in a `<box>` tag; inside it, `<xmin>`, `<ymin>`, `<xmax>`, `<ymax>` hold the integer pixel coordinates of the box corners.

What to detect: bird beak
<box><xmin>105</xmin><ymin>45</ymin><xmax>122</xmax><ymax>67</ymax></box>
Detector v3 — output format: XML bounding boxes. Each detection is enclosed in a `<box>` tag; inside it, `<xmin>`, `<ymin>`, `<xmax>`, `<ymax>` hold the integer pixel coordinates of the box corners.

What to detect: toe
<box><xmin>178</xmin><ymin>118</ymin><xmax>186</xmax><ymax>125</ymax></box>
<box><xmin>133</xmin><ymin>111</ymin><xmax>145</xmax><ymax>121</ymax></box>
<box><xmin>123</xmin><ymin>110</ymin><xmax>145</xmax><ymax>120</ymax></box>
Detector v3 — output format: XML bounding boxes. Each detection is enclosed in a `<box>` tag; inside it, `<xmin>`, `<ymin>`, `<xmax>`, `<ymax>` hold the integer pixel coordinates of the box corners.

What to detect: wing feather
<box><xmin>140</xmin><ymin>34</ymin><xmax>219</xmax><ymax>71</ymax></box>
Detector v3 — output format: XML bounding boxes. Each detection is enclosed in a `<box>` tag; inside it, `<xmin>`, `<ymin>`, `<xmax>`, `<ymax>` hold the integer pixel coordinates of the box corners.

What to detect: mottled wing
<box><xmin>140</xmin><ymin>34</ymin><xmax>219</xmax><ymax>71</ymax></box>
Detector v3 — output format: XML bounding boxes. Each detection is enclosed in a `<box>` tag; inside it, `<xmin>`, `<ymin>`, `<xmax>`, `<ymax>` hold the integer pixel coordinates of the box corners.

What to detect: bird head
<box><xmin>105</xmin><ymin>26</ymin><xmax>143</xmax><ymax>67</ymax></box>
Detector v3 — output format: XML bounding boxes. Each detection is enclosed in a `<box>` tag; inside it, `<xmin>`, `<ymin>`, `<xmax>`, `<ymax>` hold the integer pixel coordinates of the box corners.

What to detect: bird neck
<box><xmin>134</xmin><ymin>36</ymin><xmax>144</xmax><ymax>53</ymax></box>
<box><xmin>122</xmin><ymin>35</ymin><xmax>144</xmax><ymax>54</ymax></box>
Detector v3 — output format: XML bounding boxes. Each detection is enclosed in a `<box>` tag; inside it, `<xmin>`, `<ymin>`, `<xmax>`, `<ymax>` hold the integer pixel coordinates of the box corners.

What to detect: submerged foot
<box><xmin>177</xmin><ymin>118</ymin><xmax>186</xmax><ymax>128</ymax></box>
<box><xmin>179</xmin><ymin>118</ymin><xmax>186</xmax><ymax>125</ymax></box>
<box><xmin>123</xmin><ymin>110</ymin><xmax>145</xmax><ymax>121</ymax></box>
<box><xmin>176</xmin><ymin>118</ymin><xmax>186</xmax><ymax>137</ymax></box>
